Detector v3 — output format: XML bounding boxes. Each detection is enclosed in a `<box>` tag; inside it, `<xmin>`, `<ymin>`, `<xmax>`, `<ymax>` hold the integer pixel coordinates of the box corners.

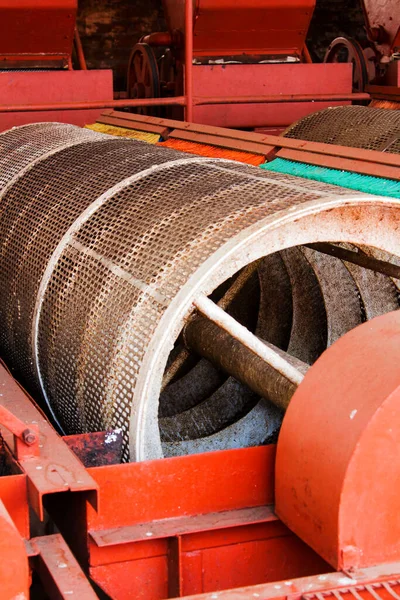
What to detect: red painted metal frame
<box><xmin>185</xmin><ymin>0</ymin><xmax>194</xmax><ymax>122</ymax></box>
<box><xmin>0</xmin><ymin>470</ymin><xmax>99</xmax><ymax>598</ymax></box>
<box><xmin>77</xmin><ymin>446</ymin><xmax>331</xmax><ymax>599</ymax></box>
<box><xmin>172</xmin><ymin>0</ymin><xmax>360</xmax><ymax>126</ymax></box>
<box><xmin>193</xmin><ymin>93</ymin><xmax>369</xmax><ymax>105</ymax></box>
<box><xmin>0</xmin><ymin>364</ymin><xmax>103</xmax><ymax>598</ymax></box>
<box><xmin>0</xmin><ymin>70</ymin><xmax>114</xmax><ymax>131</ymax></box>
<box><xmin>181</xmin><ymin>563</ymin><xmax>400</xmax><ymax>599</ymax></box>
<box><xmin>46</xmin><ymin>440</ymin><xmax>400</xmax><ymax>599</ymax></box>
<box><xmin>0</xmin><ymin>360</ymin><xmax>98</xmax><ymax>520</ymax></box>
<box><xmin>367</xmin><ymin>84</ymin><xmax>400</xmax><ymax>101</ymax></box>
<box><xmin>27</xmin><ymin>534</ymin><xmax>98</xmax><ymax>599</ymax></box>
<box><xmin>190</xmin><ymin>63</ymin><xmax>357</xmax><ymax>127</ymax></box>
<box><xmin>0</xmin><ymin>0</ymin><xmax>366</xmax><ymax>129</ymax></box>
<box><xmin>0</xmin><ymin>331</ymin><xmax>400</xmax><ymax>597</ymax></box>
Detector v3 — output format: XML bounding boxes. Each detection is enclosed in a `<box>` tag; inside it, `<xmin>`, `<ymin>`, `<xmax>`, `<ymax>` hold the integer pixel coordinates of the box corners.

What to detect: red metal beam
<box><xmin>0</xmin><ymin>93</ymin><xmax>368</xmax><ymax>115</ymax></box>
<box><xmin>367</xmin><ymin>84</ymin><xmax>400</xmax><ymax>101</ymax></box>
<box><xmin>29</xmin><ymin>534</ymin><xmax>98</xmax><ymax>599</ymax></box>
<box><xmin>168</xmin><ymin>129</ymin><xmax>277</xmax><ymax>157</ymax></box>
<box><xmin>185</xmin><ymin>0</ymin><xmax>194</xmax><ymax>122</ymax></box>
<box><xmin>97</xmin><ymin>110</ymin><xmax>400</xmax><ymax>174</ymax></box>
<box><xmin>89</xmin><ymin>505</ymin><xmax>278</xmax><ymax>547</ymax></box>
<box><xmin>193</xmin><ymin>93</ymin><xmax>370</xmax><ymax>105</ymax></box>
<box><xmin>0</xmin><ymin>96</ymin><xmax>187</xmax><ymax>113</ymax></box>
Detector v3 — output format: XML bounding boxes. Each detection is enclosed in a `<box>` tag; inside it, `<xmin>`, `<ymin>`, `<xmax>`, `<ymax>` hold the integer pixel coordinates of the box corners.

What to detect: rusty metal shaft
<box><xmin>184</xmin><ymin>309</ymin><xmax>308</xmax><ymax>412</ymax></box>
<box><xmin>306</xmin><ymin>243</ymin><xmax>400</xmax><ymax>279</ymax></box>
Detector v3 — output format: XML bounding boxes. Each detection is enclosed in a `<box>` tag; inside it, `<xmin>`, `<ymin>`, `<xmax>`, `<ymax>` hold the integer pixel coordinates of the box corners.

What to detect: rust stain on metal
<box><xmin>63</xmin><ymin>430</ymin><xmax>123</xmax><ymax>467</ymax></box>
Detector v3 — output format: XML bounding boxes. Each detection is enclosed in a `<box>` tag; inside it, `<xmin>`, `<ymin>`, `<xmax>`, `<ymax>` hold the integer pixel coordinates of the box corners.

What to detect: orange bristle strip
<box><xmin>158</xmin><ymin>139</ymin><xmax>265</xmax><ymax>166</ymax></box>
<box><xmin>369</xmin><ymin>99</ymin><xmax>400</xmax><ymax>111</ymax></box>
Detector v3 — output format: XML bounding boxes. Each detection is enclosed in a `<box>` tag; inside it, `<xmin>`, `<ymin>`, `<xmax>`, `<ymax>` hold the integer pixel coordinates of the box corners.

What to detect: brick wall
<box><xmin>77</xmin><ymin>0</ymin><xmax>166</xmax><ymax>90</ymax></box>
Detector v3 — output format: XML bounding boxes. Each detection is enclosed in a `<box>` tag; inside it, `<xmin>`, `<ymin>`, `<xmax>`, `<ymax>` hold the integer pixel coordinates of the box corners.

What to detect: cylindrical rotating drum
<box><xmin>0</xmin><ymin>122</ymin><xmax>399</xmax><ymax>461</ymax></box>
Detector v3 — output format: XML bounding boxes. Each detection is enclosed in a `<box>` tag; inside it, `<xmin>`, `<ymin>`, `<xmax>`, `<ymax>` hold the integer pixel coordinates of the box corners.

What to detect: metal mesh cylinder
<box><xmin>0</xmin><ymin>123</ymin><xmax>399</xmax><ymax>461</ymax></box>
<box><xmin>283</xmin><ymin>105</ymin><xmax>400</xmax><ymax>153</ymax></box>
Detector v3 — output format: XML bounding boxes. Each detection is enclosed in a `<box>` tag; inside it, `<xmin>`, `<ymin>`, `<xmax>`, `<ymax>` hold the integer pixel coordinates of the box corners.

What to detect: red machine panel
<box><xmin>0</xmin><ymin>70</ymin><xmax>114</xmax><ymax>131</ymax></box>
<box><xmin>81</xmin><ymin>447</ymin><xmax>330</xmax><ymax>599</ymax></box>
<box><xmin>0</xmin><ymin>0</ymin><xmax>77</xmax><ymax>68</ymax></box>
<box><xmin>192</xmin><ymin>63</ymin><xmax>352</xmax><ymax>128</ymax></box>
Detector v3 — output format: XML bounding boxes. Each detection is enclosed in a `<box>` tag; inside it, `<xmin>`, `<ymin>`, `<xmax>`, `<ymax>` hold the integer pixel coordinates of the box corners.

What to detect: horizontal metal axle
<box><xmin>186</xmin><ymin>295</ymin><xmax>307</xmax><ymax>411</ymax></box>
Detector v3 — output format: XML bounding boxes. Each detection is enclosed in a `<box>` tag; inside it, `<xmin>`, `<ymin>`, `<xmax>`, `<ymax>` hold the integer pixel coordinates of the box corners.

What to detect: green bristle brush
<box><xmin>261</xmin><ymin>158</ymin><xmax>400</xmax><ymax>199</ymax></box>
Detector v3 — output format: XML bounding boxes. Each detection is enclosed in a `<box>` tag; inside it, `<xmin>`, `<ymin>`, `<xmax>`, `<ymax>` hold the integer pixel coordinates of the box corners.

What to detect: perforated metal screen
<box><xmin>0</xmin><ymin>122</ymin><xmax>399</xmax><ymax>461</ymax></box>
<box><xmin>284</xmin><ymin>105</ymin><xmax>400</xmax><ymax>154</ymax></box>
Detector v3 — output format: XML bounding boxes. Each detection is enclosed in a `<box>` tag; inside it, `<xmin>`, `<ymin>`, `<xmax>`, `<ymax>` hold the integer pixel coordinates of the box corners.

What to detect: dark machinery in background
<box><xmin>126</xmin><ymin>0</ymin><xmax>362</xmax><ymax>131</ymax></box>
<box><xmin>323</xmin><ymin>0</ymin><xmax>400</xmax><ymax>103</ymax></box>
<box><xmin>127</xmin><ymin>0</ymin><xmax>400</xmax><ymax>128</ymax></box>
<box><xmin>2</xmin><ymin>0</ymin><xmax>398</xmax><ymax>133</ymax></box>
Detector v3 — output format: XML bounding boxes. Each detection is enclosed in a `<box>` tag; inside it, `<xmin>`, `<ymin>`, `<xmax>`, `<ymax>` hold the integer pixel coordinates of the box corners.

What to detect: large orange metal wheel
<box><xmin>127</xmin><ymin>42</ymin><xmax>160</xmax><ymax>116</ymax></box>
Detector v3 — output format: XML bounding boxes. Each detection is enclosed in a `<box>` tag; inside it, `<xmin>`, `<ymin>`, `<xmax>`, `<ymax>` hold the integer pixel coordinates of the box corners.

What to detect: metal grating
<box><xmin>36</xmin><ymin>160</ymin><xmax>341</xmax><ymax>455</ymax></box>
<box><xmin>0</xmin><ymin>130</ymin><xmax>198</xmax><ymax>397</ymax></box>
<box><xmin>0</xmin><ymin>124</ymin><xmax>399</xmax><ymax>461</ymax></box>
<box><xmin>0</xmin><ymin>122</ymin><xmax>107</xmax><ymax>191</ymax></box>
<box><xmin>284</xmin><ymin>105</ymin><xmax>400</xmax><ymax>154</ymax></box>
<box><xmin>303</xmin><ymin>579</ymin><xmax>400</xmax><ymax>600</ymax></box>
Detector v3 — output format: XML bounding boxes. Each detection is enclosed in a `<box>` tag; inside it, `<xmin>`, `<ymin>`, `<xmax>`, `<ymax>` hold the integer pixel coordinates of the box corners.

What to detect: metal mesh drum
<box><xmin>284</xmin><ymin>105</ymin><xmax>400</xmax><ymax>153</ymax></box>
<box><xmin>0</xmin><ymin>123</ymin><xmax>400</xmax><ymax>462</ymax></box>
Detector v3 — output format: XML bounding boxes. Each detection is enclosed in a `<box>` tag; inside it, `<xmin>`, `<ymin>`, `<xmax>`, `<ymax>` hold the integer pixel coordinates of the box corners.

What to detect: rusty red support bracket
<box><xmin>0</xmin><ymin>361</ymin><xmax>98</xmax><ymax>519</ymax></box>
